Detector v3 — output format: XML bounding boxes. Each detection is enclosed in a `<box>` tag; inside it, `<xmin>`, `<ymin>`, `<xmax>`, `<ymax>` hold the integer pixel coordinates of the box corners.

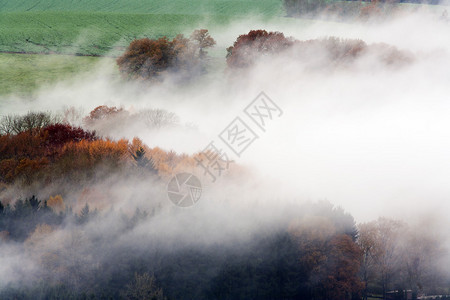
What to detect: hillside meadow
<box><xmin>1</xmin><ymin>0</ymin><xmax>445</xmax><ymax>96</ymax></box>
<box><xmin>0</xmin><ymin>0</ymin><xmax>286</xmax><ymax>96</ymax></box>
<box><xmin>0</xmin><ymin>0</ymin><xmax>283</xmax><ymax>56</ymax></box>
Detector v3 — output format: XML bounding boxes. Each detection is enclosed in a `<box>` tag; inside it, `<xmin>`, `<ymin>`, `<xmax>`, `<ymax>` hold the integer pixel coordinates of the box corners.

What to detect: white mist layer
<box><xmin>0</xmin><ymin>12</ymin><xmax>449</xmax><ymax>227</ymax></box>
<box><xmin>1</xmin><ymin>10</ymin><xmax>450</xmax><ymax>289</ymax></box>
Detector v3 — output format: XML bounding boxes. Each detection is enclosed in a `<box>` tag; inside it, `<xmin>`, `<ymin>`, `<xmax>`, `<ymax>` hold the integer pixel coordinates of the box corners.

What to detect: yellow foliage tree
<box><xmin>48</xmin><ymin>195</ymin><xmax>65</xmax><ymax>214</ymax></box>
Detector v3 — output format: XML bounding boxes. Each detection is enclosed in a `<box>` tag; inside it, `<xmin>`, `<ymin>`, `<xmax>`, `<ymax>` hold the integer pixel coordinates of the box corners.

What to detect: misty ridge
<box><xmin>1</xmin><ymin>2</ymin><xmax>450</xmax><ymax>300</ymax></box>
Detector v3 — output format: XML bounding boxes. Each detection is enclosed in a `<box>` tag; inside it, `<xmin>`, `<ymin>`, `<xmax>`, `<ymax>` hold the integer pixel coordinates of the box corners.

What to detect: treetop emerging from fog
<box><xmin>116</xmin><ymin>29</ymin><xmax>216</xmax><ymax>80</ymax></box>
<box><xmin>226</xmin><ymin>29</ymin><xmax>414</xmax><ymax>69</ymax></box>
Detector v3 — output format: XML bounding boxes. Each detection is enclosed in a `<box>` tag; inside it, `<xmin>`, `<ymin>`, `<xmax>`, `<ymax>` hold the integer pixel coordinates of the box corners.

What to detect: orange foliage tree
<box><xmin>0</xmin><ymin>110</ymin><xmax>203</xmax><ymax>186</ymax></box>
<box><xmin>190</xmin><ymin>29</ymin><xmax>216</xmax><ymax>58</ymax></box>
<box><xmin>290</xmin><ymin>214</ymin><xmax>363</xmax><ymax>299</ymax></box>
<box><xmin>47</xmin><ymin>195</ymin><xmax>66</xmax><ymax>214</ymax></box>
<box><xmin>56</xmin><ymin>139</ymin><xmax>129</xmax><ymax>175</ymax></box>
<box><xmin>117</xmin><ymin>37</ymin><xmax>175</xmax><ymax>79</ymax></box>
<box><xmin>117</xmin><ymin>29</ymin><xmax>215</xmax><ymax>80</ymax></box>
<box><xmin>0</xmin><ymin>123</ymin><xmax>98</xmax><ymax>183</ymax></box>
<box><xmin>319</xmin><ymin>234</ymin><xmax>363</xmax><ymax>300</ymax></box>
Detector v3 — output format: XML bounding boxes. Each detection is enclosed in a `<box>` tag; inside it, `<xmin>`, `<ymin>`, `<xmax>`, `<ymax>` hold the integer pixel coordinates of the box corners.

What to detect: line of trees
<box><xmin>0</xmin><ymin>111</ymin><xmax>448</xmax><ymax>299</ymax></box>
<box><xmin>0</xmin><ymin>109</ymin><xmax>198</xmax><ymax>187</ymax></box>
<box><xmin>226</xmin><ymin>30</ymin><xmax>413</xmax><ymax>70</ymax></box>
<box><xmin>116</xmin><ymin>28</ymin><xmax>413</xmax><ymax>80</ymax></box>
<box><xmin>1</xmin><ymin>198</ymin><xmax>448</xmax><ymax>299</ymax></box>
<box><xmin>0</xmin><ymin>200</ymin><xmax>359</xmax><ymax>299</ymax></box>
<box><xmin>358</xmin><ymin>218</ymin><xmax>449</xmax><ymax>299</ymax></box>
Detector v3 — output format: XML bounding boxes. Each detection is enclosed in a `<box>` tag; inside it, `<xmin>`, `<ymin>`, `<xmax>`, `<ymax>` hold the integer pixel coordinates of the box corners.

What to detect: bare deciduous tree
<box><xmin>0</xmin><ymin>112</ymin><xmax>60</xmax><ymax>135</ymax></box>
<box><xmin>139</xmin><ymin>109</ymin><xmax>179</xmax><ymax>129</ymax></box>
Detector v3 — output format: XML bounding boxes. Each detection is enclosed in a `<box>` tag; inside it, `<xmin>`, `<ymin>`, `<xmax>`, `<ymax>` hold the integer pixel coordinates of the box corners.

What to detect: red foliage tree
<box><xmin>226</xmin><ymin>30</ymin><xmax>294</xmax><ymax>68</ymax></box>
<box><xmin>226</xmin><ymin>30</ymin><xmax>412</xmax><ymax>70</ymax></box>
<box><xmin>83</xmin><ymin>105</ymin><xmax>124</xmax><ymax>125</ymax></box>
<box><xmin>43</xmin><ymin>123</ymin><xmax>97</xmax><ymax>147</ymax></box>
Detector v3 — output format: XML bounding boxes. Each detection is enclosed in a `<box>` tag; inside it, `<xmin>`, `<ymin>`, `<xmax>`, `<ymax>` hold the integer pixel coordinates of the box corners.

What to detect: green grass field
<box><xmin>0</xmin><ymin>0</ymin><xmax>283</xmax><ymax>97</ymax></box>
<box><xmin>0</xmin><ymin>0</ymin><xmax>442</xmax><ymax>97</ymax></box>
<box><xmin>0</xmin><ymin>53</ymin><xmax>109</xmax><ymax>96</ymax></box>
<box><xmin>0</xmin><ymin>0</ymin><xmax>283</xmax><ymax>55</ymax></box>
<box><xmin>0</xmin><ymin>12</ymin><xmax>222</xmax><ymax>56</ymax></box>
<box><xmin>0</xmin><ymin>0</ymin><xmax>283</xmax><ymax>14</ymax></box>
